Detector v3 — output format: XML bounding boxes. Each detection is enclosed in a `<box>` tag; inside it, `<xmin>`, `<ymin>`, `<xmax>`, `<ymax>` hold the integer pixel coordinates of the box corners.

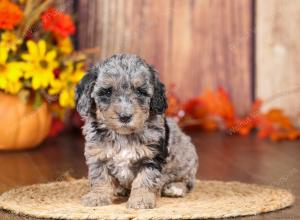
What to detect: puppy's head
<box><xmin>75</xmin><ymin>54</ymin><xmax>167</xmax><ymax>135</ymax></box>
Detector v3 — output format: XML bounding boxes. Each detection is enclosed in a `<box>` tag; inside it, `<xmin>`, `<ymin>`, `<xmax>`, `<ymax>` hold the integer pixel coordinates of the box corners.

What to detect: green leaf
<box><xmin>33</xmin><ymin>91</ymin><xmax>42</xmax><ymax>109</ymax></box>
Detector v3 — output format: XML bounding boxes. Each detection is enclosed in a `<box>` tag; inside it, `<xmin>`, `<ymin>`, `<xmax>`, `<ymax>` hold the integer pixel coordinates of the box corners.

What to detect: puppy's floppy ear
<box><xmin>149</xmin><ymin>65</ymin><xmax>168</xmax><ymax>114</ymax></box>
<box><xmin>75</xmin><ymin>67</ymin><xmax>98</xmax><ymax>117</ymax></box>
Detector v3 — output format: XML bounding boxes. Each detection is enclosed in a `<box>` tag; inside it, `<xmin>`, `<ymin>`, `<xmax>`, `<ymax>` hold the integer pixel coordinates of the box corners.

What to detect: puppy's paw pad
<box><xmin>81</xmin><ymin>191</ymin><xmax>112</xmax><ymax>207</ymax></box>
<box><xmin>127</xmin><ymin>190</ymin><xmax>156</xmax><ymax>209</ymax></box>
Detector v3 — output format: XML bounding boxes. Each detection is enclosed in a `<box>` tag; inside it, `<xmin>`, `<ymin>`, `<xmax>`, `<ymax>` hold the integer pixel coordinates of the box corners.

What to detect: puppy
<box><xmin>75</xmin><ymin>54</ymin><xmax>198</xmax><ymax>209</ymax></box>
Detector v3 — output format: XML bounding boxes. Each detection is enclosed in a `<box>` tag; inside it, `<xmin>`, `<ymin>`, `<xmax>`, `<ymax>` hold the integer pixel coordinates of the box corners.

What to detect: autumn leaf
<box><xmin>166</xmin><ymin>87</ymin><xmax>300</xmax><ymax>141</ymax></box>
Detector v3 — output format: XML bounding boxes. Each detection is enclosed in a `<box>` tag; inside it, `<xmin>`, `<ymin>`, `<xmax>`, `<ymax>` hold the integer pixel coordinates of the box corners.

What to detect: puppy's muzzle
<box><xmin>118</xmin><ymin>113</ymin><xmax>133</xmax><ymax>123</ymax></box>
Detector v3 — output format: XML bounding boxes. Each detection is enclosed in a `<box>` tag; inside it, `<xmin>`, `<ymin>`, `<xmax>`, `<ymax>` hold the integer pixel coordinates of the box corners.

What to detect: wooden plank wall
<box><xmin>55</xmin><ymin>0</ymin><xmax>74</xmax><ymax>14</ymax></box>
<box><xmin>57</xmin><ymin>1</ymin><xmax>300</xmax><ymax>118</ymax></box>
<box><xmin>75</xmin><ymin>0</ymin><xmax>254</xmax><ymax>116</ymax></box>
<box><xmin>256</xmin><ymin>0</ymin><xmax>300</xmax><ymax>119</ymax></box>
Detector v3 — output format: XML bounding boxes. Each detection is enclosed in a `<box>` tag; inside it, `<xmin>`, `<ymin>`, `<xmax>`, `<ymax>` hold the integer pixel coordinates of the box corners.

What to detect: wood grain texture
<box><xmin>256</xmin><ymin>0</ymin><xmax>300</xmax><ymax>118</ymax></box>
<box><xmin>55</xmin><ymin>0</ymin><xmax>74</xmax><ymax>14</ymax></box>
<box><xmin>77</xmin><ymin>0</ymin><xmax>254</xmax><ymax>115</ymax></box>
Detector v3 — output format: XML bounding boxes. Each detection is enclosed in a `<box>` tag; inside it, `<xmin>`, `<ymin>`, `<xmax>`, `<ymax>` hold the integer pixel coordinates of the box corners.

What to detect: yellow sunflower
<box><xmin>21</xmin><ymin>40</ymin><xmax>58</xmax><ymax>90</ymax></box>
<box><xmin>0</xmin><ymin>31</ymin><xmax>22</xmax><ymax>52</ymax></box>
<box><xmin>0</xmin><ymin>46</ymin><xmax>23</xmax><ymax>94</ymax></box>
<box><xmin>49</xmin><ymin>61</ymin><xmax>84</xmax><ymax>108</ymax></box>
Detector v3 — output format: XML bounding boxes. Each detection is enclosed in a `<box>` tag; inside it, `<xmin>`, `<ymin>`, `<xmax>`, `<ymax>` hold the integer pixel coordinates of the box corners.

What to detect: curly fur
<box><xmin>76</xmin><ymin>54</ymin><xmax>198</xmax><ymax>209</ymax></box>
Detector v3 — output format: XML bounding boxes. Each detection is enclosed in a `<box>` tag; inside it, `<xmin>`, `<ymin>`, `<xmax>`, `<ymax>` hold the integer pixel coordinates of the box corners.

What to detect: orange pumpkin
<box><xmin>0</xmin><ymin>92</ymin><xmax>52</xmax><ymax>150</ymax></box>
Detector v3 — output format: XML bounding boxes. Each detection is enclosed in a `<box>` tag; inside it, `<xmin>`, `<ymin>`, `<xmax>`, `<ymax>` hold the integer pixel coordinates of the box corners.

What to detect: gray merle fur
<box><xmin>75</xmin><ymin>54</ymin><xmax>198</xmax><ymax>209</ymax></box>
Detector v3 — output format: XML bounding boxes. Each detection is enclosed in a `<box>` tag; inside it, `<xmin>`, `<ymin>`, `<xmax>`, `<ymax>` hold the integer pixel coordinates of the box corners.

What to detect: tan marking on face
<box><xmin>131</xmin><ymin>75</ymin><xmax>145</xmax><ymax>88</ymax></box>
<box><xmin>98</xmin><ymin>74</ymin><xmax>120</xmax><ymax>89</ymax></box>
<box><xmin>101</xmin><ymin>99</ymin><xmax>149</xmax><ymax>135</ymax></box>
<box><xmin>96</xmin><ymin>109</ymin><xmax>105</xmax><ymax>121</ymax></box>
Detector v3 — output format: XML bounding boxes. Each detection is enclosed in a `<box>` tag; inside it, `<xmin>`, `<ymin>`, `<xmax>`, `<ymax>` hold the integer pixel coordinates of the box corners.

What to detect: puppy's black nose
<box><xmin>118</xmin><ymin>113</ymin><xmax>133</xmax><ymax>123</ymax></box>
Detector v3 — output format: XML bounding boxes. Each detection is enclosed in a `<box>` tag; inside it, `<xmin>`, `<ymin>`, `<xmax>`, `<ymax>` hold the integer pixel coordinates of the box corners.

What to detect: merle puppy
<box><xmin>76</xmin><ymin>54</ymin><xmax>198</xmax><ymax>209</ymax></box>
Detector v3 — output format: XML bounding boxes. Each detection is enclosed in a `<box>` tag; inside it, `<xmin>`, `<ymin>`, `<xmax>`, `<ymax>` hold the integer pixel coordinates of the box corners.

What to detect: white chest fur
<box><xmin>104</xmin><ymin>142</ymin><xmax>154</xmax><ymax>188</ymax></box>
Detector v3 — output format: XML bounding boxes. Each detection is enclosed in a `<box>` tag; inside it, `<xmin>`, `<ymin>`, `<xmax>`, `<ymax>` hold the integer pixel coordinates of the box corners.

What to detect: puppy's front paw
<box><xmin>127</xmin><ymin>188</ymin><xmax>156</xmax><ymax>209</ymax></box>
<box><xmin>81</xmin><ymin>191</ymin><xmax>113</xmax><ymax>207</ymax></box>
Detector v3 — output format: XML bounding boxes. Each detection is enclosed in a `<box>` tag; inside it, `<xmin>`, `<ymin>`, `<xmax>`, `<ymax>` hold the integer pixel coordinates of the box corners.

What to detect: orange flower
<box><xmin>255</xmin><ymin>108</ymin><xmax>300</xmax><ymax>141</ymax></box>
<box><xmin>166</xmin><ymin>93</ymin><xmax>181</xmax><ymax>117</ymax></box>
<box><xmin>166</xmin><ymin>86</ymin><xmax>300</xmax><ymax>141</ymax></box>
<box><xmin>41</xmin><ymin>8</ymin><xmax>75</xmax><ymax>38</ymax></box>
<box><xmin>198</xmin><ymin>87</ymin><xmax>236</xmax><ymax>128</ymax></box>
<box><xmin>233</xmin><ymin>99</ymin><xmax>262</xmax><ymax>135</ymax></box>
<box><xmin>178</xmin><ymin>87</ymin><xmax>236</xmax><ymax>131</ymax></box>
<box><xmin>0</xmin><ymin>0</ymin><xmax>23</xmax><ymax>30</ymax></box>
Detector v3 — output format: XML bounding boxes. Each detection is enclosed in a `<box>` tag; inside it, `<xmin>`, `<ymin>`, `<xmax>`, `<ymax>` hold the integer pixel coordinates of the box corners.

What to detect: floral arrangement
<box><xmin>0</xmin><ymin>0</ymin><xmax>85</xmax><ymax>111</ymax></box>
<box><xmin>167</xmin><ymin>87</ymin><xmax>300</xmax><ymax>141</ymax></box>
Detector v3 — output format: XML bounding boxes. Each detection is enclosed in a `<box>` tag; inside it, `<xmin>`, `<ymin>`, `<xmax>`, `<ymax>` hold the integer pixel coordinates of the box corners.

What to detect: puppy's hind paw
<box><xmin>127</xmin><ymin>188</ymin><xmax>156</xmax><ymax>209</ymax></box>
<box><xmin>81</xmin><ymin>191</ymin><xmax>113</xmax><ymax>207</ymax></box>
<box><xmin>162</xmin><ymin>182</ymin><xmax>187</xmax><ymax>197</ymax></box>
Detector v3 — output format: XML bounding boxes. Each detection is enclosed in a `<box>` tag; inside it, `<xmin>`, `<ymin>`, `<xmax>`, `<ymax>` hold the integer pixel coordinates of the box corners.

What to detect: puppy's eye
<box><xmin>98</xmin><ymin>87</ymin><xmax>112</xmax><ymax>96</ymax></box>
<box><xmin>136</xmin><ymin>87</ymin><xmax>149</xmax><ymax>97</ymax></box>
